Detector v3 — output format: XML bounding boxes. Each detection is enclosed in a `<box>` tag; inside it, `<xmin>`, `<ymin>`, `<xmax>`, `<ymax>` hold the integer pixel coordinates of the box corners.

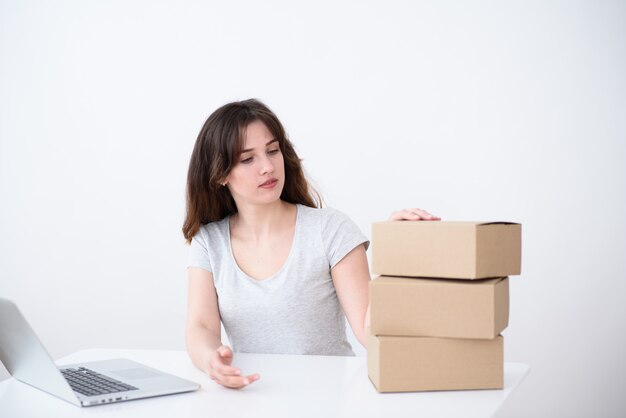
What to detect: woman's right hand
<box><xmin>207</xmin><ymin>345</ymin><xmax>260</xmax><ymax>389</ymax></box>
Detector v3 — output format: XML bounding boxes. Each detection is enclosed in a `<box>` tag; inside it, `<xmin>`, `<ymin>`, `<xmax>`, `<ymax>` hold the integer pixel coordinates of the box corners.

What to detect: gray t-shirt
<box><xmin>187</xmin><ymin>204</ymin><xmax>369</xmax><ymax>356</ymax></box>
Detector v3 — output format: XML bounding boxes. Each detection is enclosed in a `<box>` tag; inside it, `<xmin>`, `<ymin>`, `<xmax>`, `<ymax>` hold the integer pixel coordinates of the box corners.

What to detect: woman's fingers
<box><xmin>216</xmin><ymin>345</ymin><xmax>233</xmax><ymax>365</ymax></box>
<box><xmin>408</xmin><ymin>207</ymin><xmax>441</xmax><ymax>220</ymax></box>
<box><xmin>232</xmin><ymin>374</ymin><xmax>260</xmax><ymax>387</ymax></box>
<box><xmin>388</xmin><ymin>208</ymin><xmax>441</xmax><ymax>221</ymax></box>
<box><xmin>209</xmin><ymin>345</ymin><xmax>260</xmax><ymax>389</ymax></box>
<box><xmin>246</xmin><ymin>374</ymin><xmax>261</xmax><ymax>385</ymax></box>
<box><xmin>215</xmin><ymin>363</ymin><xmax>242</xmax><ymax>376</ymax></box>
<box><xmin>210</xmin><ymin>352</ymin><xmax>240</xmax><ymax>376</ymax></box>
<box><xmin>387</xmin><ymin>210</ymin><xmax>405</xmax><ymax>221</ymax></box>
<box><xmin>210</xmin><ymin>369</ymin><xmax>261</xmax><ymax>389</ymax></box>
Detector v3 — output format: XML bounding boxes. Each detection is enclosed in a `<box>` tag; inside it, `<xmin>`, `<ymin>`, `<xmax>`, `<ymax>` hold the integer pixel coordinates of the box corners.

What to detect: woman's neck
<box><xmin>230</xmin><ymin>200</ymin><xmax>295</xmax><ymax>240</ymax></box>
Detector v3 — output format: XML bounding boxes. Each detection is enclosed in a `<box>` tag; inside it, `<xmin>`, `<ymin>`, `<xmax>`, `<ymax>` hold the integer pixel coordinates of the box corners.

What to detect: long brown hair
<box><xmin>182</xmin><ymin>99</ymin><xmax>322</xmax><ymax>243</ymax></box>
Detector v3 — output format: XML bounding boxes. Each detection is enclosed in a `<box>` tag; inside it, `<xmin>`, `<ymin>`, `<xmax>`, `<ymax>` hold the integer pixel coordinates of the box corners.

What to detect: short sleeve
<box><xmin>321</xmin><ymin>208</ymin><xmax>370</xmax><ymax>268</ymax></box>
<box><xmin>187</xmin><ymin>228</ymin><xmax>212</xmax><ymax>272</ymax></box>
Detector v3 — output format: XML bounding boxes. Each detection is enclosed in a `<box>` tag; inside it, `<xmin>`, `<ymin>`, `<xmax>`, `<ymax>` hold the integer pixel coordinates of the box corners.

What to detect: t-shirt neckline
<box><xmin>226</xmin><ymin>204</ymin><xmax>301</xmax><ymax>283</ymax></box>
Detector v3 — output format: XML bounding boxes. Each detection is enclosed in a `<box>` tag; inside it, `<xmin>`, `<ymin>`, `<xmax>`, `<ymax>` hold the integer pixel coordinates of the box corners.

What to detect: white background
<box><xmin>1</xmin><ymin>1</ymin><xmax>625</xmax><ymax>416</ymax></box>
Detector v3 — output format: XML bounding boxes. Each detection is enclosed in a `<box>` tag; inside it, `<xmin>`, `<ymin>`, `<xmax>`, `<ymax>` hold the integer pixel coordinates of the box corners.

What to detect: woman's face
<box><xmin>224</xmin><ymin>120</ymin><xmax>285</xmax><ymax>207</ymax></box>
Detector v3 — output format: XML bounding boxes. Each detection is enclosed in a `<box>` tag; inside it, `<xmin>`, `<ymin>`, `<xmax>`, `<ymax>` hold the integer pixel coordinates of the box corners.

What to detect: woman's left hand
<box><xmin>388</xmin><ymin>208</ymin><xmax>441</xmax><ymax>221</ymax></box>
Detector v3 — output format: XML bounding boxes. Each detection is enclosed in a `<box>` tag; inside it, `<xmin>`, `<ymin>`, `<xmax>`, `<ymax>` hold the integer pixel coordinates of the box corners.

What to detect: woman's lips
<box><xmin>259</xmin><ymin>179</ymin><xmax>278</xmax><ymax>189</ymax></box>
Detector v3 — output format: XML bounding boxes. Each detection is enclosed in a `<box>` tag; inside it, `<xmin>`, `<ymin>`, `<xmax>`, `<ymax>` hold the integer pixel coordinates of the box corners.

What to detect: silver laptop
<box><xmin>0</xmin><ymin>297</ymin><xmax>200</xmax><ymax>406</ymax></box>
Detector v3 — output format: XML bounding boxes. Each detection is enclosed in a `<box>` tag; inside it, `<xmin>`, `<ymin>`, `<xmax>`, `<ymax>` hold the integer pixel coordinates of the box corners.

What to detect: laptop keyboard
<box><xmin>61</xmin><ymin>367</ymin><xmax>139</xmax><ymax>397</ymax></box>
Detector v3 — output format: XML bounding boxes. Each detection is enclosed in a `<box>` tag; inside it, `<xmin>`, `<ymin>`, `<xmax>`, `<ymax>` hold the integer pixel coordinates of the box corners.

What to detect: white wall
<box><xmin>1</xmin><ymin>1</ymin><xmax>625</xmax><ymax>416</ymax></box>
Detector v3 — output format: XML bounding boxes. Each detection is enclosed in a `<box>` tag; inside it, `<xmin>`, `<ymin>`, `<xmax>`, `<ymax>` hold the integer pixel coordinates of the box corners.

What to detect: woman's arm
<box><xmin>331</xmin><ymin>244</ymin><xmax>371</xmax><ymax>348</ymax></box>
<box><xmin>332</xmin><ymin>208</ymin><xmax>440</xmax><ymax>349</ymax></box>
<box><xmin>186</xmin><ymin>268</ymin><xmax>224</xmax><ymax>367</ymax></box>
<box><xmin>186</xmin><ymin>268</ymin><xmax>259</xmax><ymax>388</ymax></box>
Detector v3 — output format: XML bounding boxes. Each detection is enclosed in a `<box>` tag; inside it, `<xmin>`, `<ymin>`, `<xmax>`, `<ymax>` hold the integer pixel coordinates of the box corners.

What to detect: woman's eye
<box><xmin>268</xmin><ymin>148</ymin><xmax>280</xmax><ymax>155</ymax></box>
<box><xmin>240</xmin><ymin>157</ymin><xmax>253</xmax><ymax>164</ymax></box>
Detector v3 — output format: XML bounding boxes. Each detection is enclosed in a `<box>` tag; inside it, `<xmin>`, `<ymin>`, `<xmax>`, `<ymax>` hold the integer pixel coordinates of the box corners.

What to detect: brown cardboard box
<box><xmin>370</xmin><ymin>276</ymin><xmax>509</xmax><ymax>339</ymax></box>
<box><xmin>371</xmin><ymin>221</ymin><xmax>521</xmax><ymax>279</ymax></box>
<box><xmin>368</xmin><ymin>333</ymin><xmax>504</xmax><ymax>392</ymax></box>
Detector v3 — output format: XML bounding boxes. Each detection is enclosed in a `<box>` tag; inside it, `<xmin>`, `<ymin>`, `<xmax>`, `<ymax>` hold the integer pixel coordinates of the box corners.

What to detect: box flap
<box><xmin>478</xmin><ymin>222</ymin><xmax>520</xmax><ymax>225</ymax></box>
<box><xmin>374</xmin><ymin>221</ymin><xmax>520</xmax><ymax>226</ymax></box>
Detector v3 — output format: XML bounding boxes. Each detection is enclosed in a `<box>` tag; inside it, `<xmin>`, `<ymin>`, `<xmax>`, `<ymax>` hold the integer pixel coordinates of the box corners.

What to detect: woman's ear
<box><xmin>219</xmin><ymin>172</ymin><xmax>231</xmax><ymax>187</ymax></box>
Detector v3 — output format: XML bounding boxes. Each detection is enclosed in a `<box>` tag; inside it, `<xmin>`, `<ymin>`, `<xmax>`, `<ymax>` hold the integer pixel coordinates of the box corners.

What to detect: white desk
<box><xmin>0</xmin><ymin>349</ymin><xmax>529</xmax><ymax>418</ymax></box>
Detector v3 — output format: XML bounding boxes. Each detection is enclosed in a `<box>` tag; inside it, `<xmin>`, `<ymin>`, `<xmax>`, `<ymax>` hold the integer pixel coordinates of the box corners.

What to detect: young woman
<box><xmin>183</xmin><ymin>99</ymin><xmax>439</xmax><ymax>389</ymax></box>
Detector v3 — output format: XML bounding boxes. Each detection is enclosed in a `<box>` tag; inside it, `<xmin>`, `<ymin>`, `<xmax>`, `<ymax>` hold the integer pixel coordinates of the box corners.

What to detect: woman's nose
<box><xmin>259</xmin><ymin>154</ymin><xmax>274</xmax><ymax>175</ymax></box>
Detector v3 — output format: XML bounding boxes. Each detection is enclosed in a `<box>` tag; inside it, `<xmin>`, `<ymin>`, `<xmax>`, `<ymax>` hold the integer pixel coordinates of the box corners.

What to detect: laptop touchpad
<box><xmin>111</xmin><ymin>368</ymin><xmax>162</xmax><ymax>380</ymax></box>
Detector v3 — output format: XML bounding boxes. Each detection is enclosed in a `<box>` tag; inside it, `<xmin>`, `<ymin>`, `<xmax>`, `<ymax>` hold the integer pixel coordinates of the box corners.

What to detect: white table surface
<box><xmin>0</xmin><ymin>349</ymin><xmax>529</xmax><ymax>418</ymax></box>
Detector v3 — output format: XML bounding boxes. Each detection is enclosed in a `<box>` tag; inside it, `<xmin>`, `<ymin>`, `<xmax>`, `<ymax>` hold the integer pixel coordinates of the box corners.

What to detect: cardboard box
<box><xmin>370</xmin><ymin>276</ymin><xmax>509</xmax><ymax>339</ymax></box>
<box><xmin>371</xmin><ymin>221</ymin><xmax>521</xmax><ymax>279</ymax></box>
<box><xmin>368</xmin><ymin>333</ymin><xmax>503</xmax><ymax>393</ymax></box>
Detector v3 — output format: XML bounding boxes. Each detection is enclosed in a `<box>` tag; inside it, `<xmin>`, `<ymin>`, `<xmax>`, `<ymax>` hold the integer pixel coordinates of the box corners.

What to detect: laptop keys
<box><xmin>61</xmin><ymin>367</ymin><xmax>138</xmax><ymax>397</ymax></box>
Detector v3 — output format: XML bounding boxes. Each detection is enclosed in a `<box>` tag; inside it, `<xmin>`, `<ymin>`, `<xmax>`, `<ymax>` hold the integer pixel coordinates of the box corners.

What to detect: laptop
<box><xmin>0</xmin><ymin>297</ymin><xmax>200</xmax><ymax>406</ymax></box>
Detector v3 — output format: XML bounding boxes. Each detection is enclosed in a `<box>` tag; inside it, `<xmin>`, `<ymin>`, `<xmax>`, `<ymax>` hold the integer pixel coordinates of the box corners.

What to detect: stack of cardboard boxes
<box><xmin>367</xmin><ymin>221</ymin><xmax>522</xmax><ymax>393</ymax></box>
